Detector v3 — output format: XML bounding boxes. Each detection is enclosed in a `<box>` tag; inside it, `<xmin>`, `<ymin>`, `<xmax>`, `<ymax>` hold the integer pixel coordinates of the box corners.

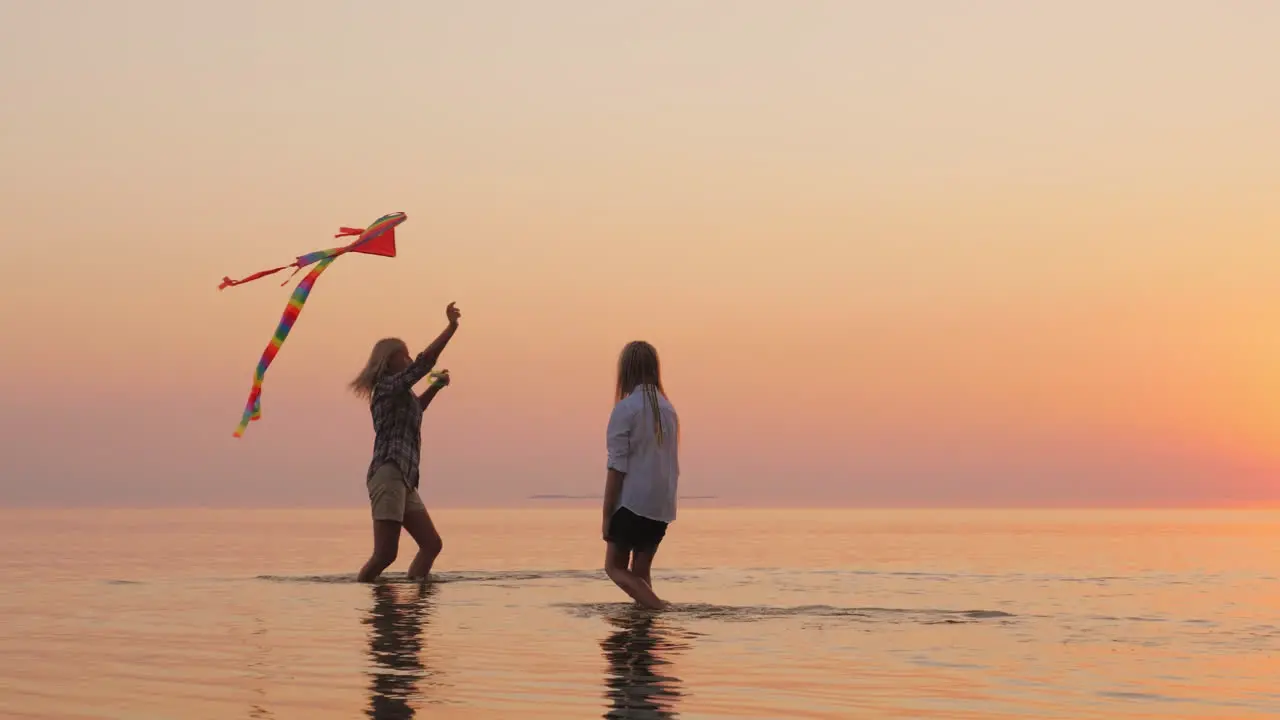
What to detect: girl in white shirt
<box><xmin>602</xmin><ymin>340</ymin><xmax>680</xmax><ymax>609</ymax></box>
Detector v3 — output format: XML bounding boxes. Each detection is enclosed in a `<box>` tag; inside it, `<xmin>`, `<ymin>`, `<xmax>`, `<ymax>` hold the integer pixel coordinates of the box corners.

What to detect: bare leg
<box><xmin>402</xmin><ymin>508</ymin><xmax>443</xmax><ymax>580</ymax></box>
<box><xmin>358</xmin><ymin>520</ymin><xmax>402</xmax><ymax>583</ymax></box>
<box><xmin>605</xmin><ymin>543</ymin><xmax>665</xmax><ymax>610</ymax></box>
<box><xmin>630</xmin><ymin>550</ymin><xmax>656</xmax><ymax>589</ymax></box>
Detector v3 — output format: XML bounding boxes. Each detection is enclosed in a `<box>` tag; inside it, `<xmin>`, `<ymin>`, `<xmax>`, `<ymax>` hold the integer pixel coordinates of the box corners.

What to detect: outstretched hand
<box><xmin>446</xmin><ymin>302</ymin><xmax>462</xmax><ymax>326</ymax></box>
<box><xmin>431</xmin><ymin>370</ymin><xmax>451</xmax><ymax>388</ymax></box>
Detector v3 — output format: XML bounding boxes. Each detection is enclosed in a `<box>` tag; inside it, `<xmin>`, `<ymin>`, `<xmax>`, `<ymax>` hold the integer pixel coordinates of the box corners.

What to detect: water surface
<box><xmin>1</xmin><ymin>508</ymin><xmax>1276</xmax><ymax>718</ymax></box>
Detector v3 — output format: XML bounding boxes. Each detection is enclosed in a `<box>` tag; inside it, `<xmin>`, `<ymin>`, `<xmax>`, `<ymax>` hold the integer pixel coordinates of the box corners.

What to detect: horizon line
<box><xmin>0</xmin><ymin>503</ymin><xmax>1276</xmax><ymax>512</ymax></box>
<box><xmin>528</xmin><ymin>494</ymin><xmax>720</xmax><ymax>500</ymax></box>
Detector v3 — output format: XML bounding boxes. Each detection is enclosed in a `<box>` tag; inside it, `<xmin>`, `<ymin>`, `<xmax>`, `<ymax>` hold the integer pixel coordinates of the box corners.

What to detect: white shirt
<box><xmin>606</xmin><ymin>385</ymin><xmax>680</xmax><ymax>523</ymax></box>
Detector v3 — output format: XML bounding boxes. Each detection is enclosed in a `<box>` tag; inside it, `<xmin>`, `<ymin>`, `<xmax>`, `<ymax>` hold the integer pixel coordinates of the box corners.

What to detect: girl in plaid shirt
<box><xmin>350</xmin><ymin>302</ymin><xmax>462</xmax><ymax>582</ymax></box>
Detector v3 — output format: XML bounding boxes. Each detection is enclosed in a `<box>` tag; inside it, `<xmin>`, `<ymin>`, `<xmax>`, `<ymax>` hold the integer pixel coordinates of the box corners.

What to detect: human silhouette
<box><xmin>364</xmin><ymin>582</ymin><xmax>438</xmax><ymax>719</ymax></box>
<box><xmin>600</xmin><ymin>607</ymin><xmax>687</xmax><ymax>719</ymax></box>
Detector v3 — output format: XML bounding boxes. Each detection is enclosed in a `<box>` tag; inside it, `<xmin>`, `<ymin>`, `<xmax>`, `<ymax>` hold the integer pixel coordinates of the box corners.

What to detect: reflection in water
<box><xmin>601</xmin><ymin>608</ymin><xmax>688</xmax><ymax>719</ymax></box>
<box><xmin>247</xmin><ymin>616</ymin><xmax>274</xmax><ymax>720</ymax></box>
<box><xmin>364</xmin><ymin>582</ymin><xmax>438</xmax><ymax>719</ymax></box>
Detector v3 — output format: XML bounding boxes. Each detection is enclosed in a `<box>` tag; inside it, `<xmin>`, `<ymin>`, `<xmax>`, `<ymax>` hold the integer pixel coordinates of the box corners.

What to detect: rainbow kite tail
<box><xmin>233</xmin><ymin>256</ymin><xmax>336</xmax><ymax>437</ymax></box>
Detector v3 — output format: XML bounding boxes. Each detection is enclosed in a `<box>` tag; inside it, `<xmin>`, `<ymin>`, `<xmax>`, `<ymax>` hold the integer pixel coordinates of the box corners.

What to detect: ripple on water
<box><xmin>556</xmin><ymin>600</ymin><xmax>1015</xmax><ymax>625</ymax></box>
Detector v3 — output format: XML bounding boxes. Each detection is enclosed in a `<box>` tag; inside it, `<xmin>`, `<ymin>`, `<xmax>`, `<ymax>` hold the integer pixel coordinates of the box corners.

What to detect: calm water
<box><xmin>1</xmin><ymin>508</ymin><xmax>1278</xmax><ymax>718</ymax></box>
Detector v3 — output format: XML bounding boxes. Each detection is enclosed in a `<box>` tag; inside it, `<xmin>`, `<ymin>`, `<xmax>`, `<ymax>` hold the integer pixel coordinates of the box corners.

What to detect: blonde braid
<box><xmin>645</xmin><ymin>382</ymin><xmax>664</xmax><ymax>446</ymax></box>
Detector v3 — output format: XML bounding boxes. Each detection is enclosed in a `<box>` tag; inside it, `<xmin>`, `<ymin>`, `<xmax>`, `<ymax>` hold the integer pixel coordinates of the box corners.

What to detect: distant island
<box><xmin>528</xmin><ymin>494</ymin><xmax>718</xmax><ymax>500</ymax></box>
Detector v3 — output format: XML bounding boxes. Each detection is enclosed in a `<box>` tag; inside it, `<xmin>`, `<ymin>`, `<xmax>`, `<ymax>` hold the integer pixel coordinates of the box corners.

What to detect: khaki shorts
<box><xmin>368</xmin><ymin>463</ymin><xmax>425</xmax><ymax>522</ymax></box>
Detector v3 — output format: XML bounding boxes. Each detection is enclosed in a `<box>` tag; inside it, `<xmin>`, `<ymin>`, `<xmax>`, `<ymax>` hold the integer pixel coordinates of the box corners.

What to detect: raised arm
<box><xmin>420</xmin><ymin>302</ymin><xmax>462</xmax><ymax>368</ymax></box>
<box><xmin>376</xmin><ymin>303</ymin><xmax>462</xmax><ymax>395</ymax></box>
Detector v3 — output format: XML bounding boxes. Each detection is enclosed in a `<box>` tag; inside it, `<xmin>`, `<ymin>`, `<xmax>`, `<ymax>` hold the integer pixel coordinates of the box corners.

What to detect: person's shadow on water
<box><xmin>601</xmin><ymin>607</ymin><xmax>689</xmax><ymax>719</ymax></box>
<box><xmin>364</xmin><ymin>581</ymin><xmax>439</xmax><ymax>720</ymax></box>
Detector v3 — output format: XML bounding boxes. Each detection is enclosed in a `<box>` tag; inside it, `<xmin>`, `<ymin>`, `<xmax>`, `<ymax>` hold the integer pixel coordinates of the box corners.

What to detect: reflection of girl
<box><xmin>601</xmin><ymin>341</ymin><xmax>680</xmax><ymax>610</ymax></box>
<box><xmin>601</xmin><ymin>608</ymin><xmax>684</xmax><ymax>719</ymax></box>
<box><xmin>350</xmin><ymin>302</ymin><xmax>461</xmax><ymax>583</ymax></box>
<box><xmin>365</xmin><ymin>583</ymin><xmax>434</xmax><ymax>719</ymax></box>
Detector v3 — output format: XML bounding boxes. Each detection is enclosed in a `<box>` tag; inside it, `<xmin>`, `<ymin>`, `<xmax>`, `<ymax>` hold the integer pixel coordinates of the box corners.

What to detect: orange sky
<box><xmin>1</xmin><ymin>1</ymin><xmax>1278</xmax><ymax>508</ymax></box>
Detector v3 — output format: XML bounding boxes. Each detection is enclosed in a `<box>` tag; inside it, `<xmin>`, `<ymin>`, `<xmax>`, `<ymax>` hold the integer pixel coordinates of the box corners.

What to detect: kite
<box><xmin>220</xmin><ymin>211</ymin><xmax>429</xmax><ymax>438</ymax></box>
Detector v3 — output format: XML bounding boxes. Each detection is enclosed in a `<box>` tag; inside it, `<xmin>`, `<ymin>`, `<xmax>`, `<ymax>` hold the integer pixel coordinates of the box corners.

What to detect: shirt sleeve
<box><xmin>376</xmin><ymin>350</ymin><xmax>435</xmax><ymax>395</ymax></box>
<box><xmin>605</xmin><ymin>402</ymin><xmax>632</xmax><ymax>473</ymax></box>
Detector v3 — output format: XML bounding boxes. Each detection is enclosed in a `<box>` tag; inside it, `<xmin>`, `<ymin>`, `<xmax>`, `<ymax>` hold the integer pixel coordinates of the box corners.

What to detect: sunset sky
<box><xmin>1</xmin><ymin>1</ymin><xmax>1278</xmax><ymax>508</ymax></box>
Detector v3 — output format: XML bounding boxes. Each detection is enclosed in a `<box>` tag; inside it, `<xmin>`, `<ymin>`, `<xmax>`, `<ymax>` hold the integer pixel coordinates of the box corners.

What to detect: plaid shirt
<box><xmin>366</xmin><ymin>350</ymin><xmax>435</xmax><ymax>489</ymax></box>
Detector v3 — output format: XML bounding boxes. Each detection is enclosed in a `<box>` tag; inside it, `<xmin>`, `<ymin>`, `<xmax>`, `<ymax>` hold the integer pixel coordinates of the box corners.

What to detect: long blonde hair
<box><xmin>615</xmin><ymin>340</ymin><xmax>671</xmax><ymax>445</ymax></box>
<box><xmin>349</xmin><ymin>338</ymin><xmax>408</xmax><ymax>401</ymax></box>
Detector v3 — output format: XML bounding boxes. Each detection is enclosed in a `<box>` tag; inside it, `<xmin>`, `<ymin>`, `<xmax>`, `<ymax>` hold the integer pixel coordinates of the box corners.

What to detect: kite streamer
<box><xmin>221</xmin><ymin>212</ymin><xmax>407</xmax><ymax>437</ymax></box>
<box><xmin>232</xmin><ymin>256</ymin><xmax>335</xmax><ymax>437</ymax></box>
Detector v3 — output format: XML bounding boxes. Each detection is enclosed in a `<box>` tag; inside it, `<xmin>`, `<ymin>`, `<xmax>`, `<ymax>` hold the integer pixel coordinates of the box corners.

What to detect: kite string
<box><xmin>279</xmin><ymin>265</ymin><xmax>305</xmax><ymax>286</ymax></box>
<box><xmin>233</xmin><ymin>255</ymin><xmax>336</xmax><ymax>437</ymax></box>
<box><xmin>219</xmin><ymin>264</ymin><xmax>294</xmax><ymax>290</ymax></box>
